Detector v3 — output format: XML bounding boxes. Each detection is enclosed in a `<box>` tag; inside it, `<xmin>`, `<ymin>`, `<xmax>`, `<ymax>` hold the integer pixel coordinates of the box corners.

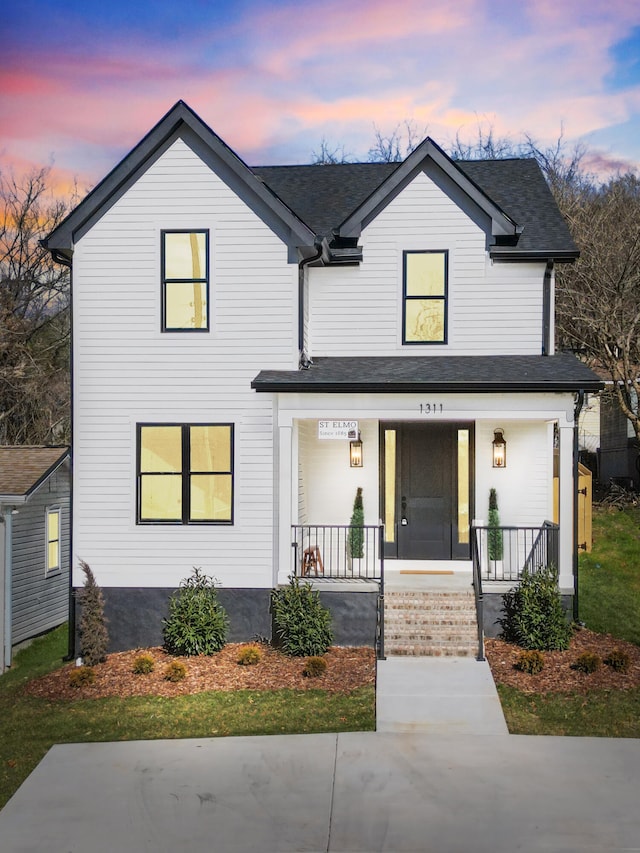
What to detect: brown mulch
<box><xmin>485</xmin><ymin>627</ymin><xmax>640</xmax><ymax>694</ymax></box>
<box><xmin>23</xmin><ymin>644</ymin><xmax>376</xmax><ymax>702</ymax></box>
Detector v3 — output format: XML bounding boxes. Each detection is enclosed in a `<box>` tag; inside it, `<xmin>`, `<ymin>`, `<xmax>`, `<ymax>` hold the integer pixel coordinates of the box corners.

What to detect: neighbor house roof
<box><xmin>45</xmin><ymin>101</ymin><xmax>577</xmax><ymax>265</ymax></box>
<box><xmin>252</xmin><ymin>353</ymin><xmax>603</xmax><ymax>394</ymax></box>
<box><xmin>0</xmin><ymin>447</ymin><xmax>69</xmax><ymax>501</ymax></box>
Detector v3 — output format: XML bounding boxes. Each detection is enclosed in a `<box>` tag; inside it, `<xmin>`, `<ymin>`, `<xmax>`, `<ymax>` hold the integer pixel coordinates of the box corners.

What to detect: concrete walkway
<box><xmin>1</xmin><ymin>732</ymin><xmax>639</xmax><ymax>852</ymax></box>
<box><xmin>377</xmin><ymin>655</ymin><xmax>509</xmax><ymax>734</ymax></box>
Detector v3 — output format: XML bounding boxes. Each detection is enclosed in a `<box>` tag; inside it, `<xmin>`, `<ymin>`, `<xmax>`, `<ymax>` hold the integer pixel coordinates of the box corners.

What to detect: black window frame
<box><xmin>161</xmin><ymin>229</ymin><xmax>210</xmax><ymax>333</ymax></box>
<box><xmin>402</xmin><ymin>249</ymin><xmax>448</xmax><ymax>345</ymax></box>
<box><xmin>136</xmin><ymin>423</ymin><xmax>234</xmax><ymax>525</ymax></box>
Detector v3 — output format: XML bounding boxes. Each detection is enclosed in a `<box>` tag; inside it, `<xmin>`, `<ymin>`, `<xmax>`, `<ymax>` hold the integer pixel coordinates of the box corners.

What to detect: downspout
<box><xmin>573</xmin><ymin>390</ymin><xmax>585</xmax><ymax>622</ymax></box>
<box><xmin>297</xmin><ymin>238</ymin><xmax>323</xmax><ymax>368</ymax></box>
<box><xmin>3</xmin><ymin>507</ymin><xmax>14</xmax><ymax>670</ymax></box>
<box><xmin>542</xmin><ymin>261</ymin><xmax>554</xmax><ymax>356</ymax></box>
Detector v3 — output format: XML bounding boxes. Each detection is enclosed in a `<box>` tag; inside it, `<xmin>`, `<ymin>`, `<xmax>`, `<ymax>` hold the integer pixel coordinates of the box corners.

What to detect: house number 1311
<box><xmin>419</xmin><ymin>403</ymin><xmax>443</xmax><ymax>414</ymax></box>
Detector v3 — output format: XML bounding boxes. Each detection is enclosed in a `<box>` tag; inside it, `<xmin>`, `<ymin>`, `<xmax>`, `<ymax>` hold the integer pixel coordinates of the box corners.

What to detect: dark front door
<box><xmin>398</xmin><ymin>423</ymin><xmax>454</xmax><ymax>560</ymax></box>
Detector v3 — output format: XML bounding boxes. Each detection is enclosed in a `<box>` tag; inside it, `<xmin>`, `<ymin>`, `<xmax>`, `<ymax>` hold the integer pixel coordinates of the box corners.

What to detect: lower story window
<box><xmin>137</xmin><ymin>423</ymin><xmax>234</xmax><ymax>524</ymax></box>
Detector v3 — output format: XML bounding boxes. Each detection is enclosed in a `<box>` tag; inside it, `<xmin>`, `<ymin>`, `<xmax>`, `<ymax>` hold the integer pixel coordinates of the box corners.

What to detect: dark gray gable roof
<box><xmin>254</xmin><ymin>163</ymin><xmax>398</xmax><ymax>239</ymax></box>
<box><xmin>44</xmin><ymin>101</ymin><xmax>316</xmax><ymax>262</ymax></box>
<box><xmin>458</xmin><ymin>159</ymin><xmax>577</xmax><ymax>258</ymax></box>
<box><xmin>255</xmin><ymin>157</ymin><xmax>577</xmax><ymax>259</ymax></box>
<box><xmin>45</xmin><ymin>100</ymin><xmax>577</xmax><ymax>264</ymax></box>
<box><xmin>252</xmin><ymin>353</ymin><xmax>603</xmax><ymax>393</ymax></box>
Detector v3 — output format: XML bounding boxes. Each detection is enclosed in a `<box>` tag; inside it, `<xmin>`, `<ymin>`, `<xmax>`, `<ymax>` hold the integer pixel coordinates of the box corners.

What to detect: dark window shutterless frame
<box><xmin>137</xmin><ymin>423</ymin><xmax>234</xmax><ymax>524</ymax></box>
<box><xmin>161</xmin><ymin>230</ymin><xmax>210</xmax><ymax>332</ymax></box>
<box><xmin>402</xmin><ymin>250</ymin><xmax>448</xmax><ymax>345</ymax></box>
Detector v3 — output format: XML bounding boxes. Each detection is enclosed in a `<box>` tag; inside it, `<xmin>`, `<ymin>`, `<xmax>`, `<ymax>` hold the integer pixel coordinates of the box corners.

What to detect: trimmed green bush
<box><xmin>302</xmin><ymin>656</ymin><xmax>327</xmax><ymax>678</ymax></box>
<box><xmin>69</xmin><ymin>666</ymin><xmax>95</xmax><ymax>688</ymax></box>
<box><xmin>164</xmin><ymin>661</ymin><xmax>187</xmax><ymax>682</ymax></box>
<box><xmin>514</xmin><ymin>649</ymin><xmax>545</xmax><ymax>675</ymax></box>
<box><xmin>604</xmin><ymin>648</ymin><xmax>630</xmax><ymax>673</ymax></box>
<box><xmin>488</xmin><ymin>488</ymin><xmax>503</xmax><ymax>561</ymax></box>
<box><xmin>497</xmin><ymin>563</ymin><xmax>572</xmax><ymax>651</ymax></box>
<box><xmin>572</xmin><ymin>651</ymin><xmax>601</xmax><ymax>673</ymax></box>
<box><xmin>163</xmin><ymin>567</ymin><xmax>228</xmax><ymax>656</ymax></box>
<box><xmin>78</xmin><ymin>560</ymin><xmax>109</xmax><ymax>666</ymax></box>
<box><xmin>132</xmin><ymin>654</ymin><xmax>155</xmax><ymax>674</ymax></box>
<box><xmin>237</xmin><ymin>645</ymin><xmax>263</xmax><ymax>666</ymax></box>
<box><xmin>271</xmin><ymin>575</ymin><xmax>333</xmax><ymax>657</ymax></box>
<box><xmin>347</xmin><ymin>487</ymin><xmax>365</xmax><ymax>560</ymax></box>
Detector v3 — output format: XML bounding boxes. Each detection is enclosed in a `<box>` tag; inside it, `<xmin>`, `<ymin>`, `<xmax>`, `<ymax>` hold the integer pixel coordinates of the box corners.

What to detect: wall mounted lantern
<box><xmin>350</xmin><ymin>435</ymin><xmax>363</xmax><ymax>467</ymax></box>
<box><xmin>492</xmin><ymin>429</ymin><xmax>506</xmax><ymax>468</ymax></box>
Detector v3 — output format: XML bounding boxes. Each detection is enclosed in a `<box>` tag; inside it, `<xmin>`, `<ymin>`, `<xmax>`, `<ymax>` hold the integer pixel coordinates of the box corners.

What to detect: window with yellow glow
<box><xmin>403</xmin><ymin>251</ymin><xmax>447</xmax><ymax>344</ymax></box>
<box><xmin>162</xmin><ymin>231</ymin><xmax>209</xmax><ymax>331</ymax></box>
<box><xmin>46</xmin><ymin>508</ymin><xmax>61</xmax><ymax>573</ymax></box>
<box><xmin>137</xmin><ymin>424</ymin><xmax>233</xmax><ymax>524</ymax></box>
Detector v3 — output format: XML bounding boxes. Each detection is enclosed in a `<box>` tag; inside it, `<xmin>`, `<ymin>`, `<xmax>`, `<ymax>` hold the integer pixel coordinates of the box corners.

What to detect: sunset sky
<box><xmin>2</xmin><ymin>0</ymin><xmax>640</xmax><ymax>196</ymax></box>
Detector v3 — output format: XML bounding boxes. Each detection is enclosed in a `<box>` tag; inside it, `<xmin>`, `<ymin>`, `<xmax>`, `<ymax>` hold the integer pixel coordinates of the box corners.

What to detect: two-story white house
<box><xmin>45</xmin><ymin>101</ymin><xmax>601</xmax><ymax>655</ymax></box>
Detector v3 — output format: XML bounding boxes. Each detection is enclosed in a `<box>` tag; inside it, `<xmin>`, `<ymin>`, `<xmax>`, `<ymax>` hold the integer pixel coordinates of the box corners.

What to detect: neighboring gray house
<box><xmin>0</xmin><ymin>447</ymin><xmax>70</xmax><ymax>672</ymax></box>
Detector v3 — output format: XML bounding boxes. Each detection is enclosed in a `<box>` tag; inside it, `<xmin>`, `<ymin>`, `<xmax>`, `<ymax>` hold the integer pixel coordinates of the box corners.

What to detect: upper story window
<box><xmin>403</xmin><ymin>250</ymin><xmax>448</xmax><ymax>344</ymax></box>
<box><xmin>137</xmin><ymin>423</ymin><xmax>233</xmax><ymax>524</ymax></box>
<box><xmin>161</xmin><ymin>230</ymin><xmax>209</xmax><ymax>331</ymax></box>
<box><xmin>46</xmin><ymin>508</ymin><xmax>61</xmax><ymax>574</ymax></box>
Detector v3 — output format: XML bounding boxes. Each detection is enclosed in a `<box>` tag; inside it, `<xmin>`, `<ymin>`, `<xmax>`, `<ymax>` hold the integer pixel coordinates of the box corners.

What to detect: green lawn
<box><xmin>578</xmin><ymin>505</ymin><xmax>640</xmax><ymax>644</ymax></box>
<box><xmin>0</xmin><ymin>625</ymin><xmax>374</xmax><ymax>810</ymax></box>
<box><xmin>498</xmin><ymin>505</ymin><xmax>640</xmax><ymax>737</ymax></box>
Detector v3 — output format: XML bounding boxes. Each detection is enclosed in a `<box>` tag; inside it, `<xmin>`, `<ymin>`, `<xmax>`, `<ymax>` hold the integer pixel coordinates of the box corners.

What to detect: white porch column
<box><xmin>277</xmin><ymin>423</ymin><xmax>293</xmax><ymax>586</ymax></box>
<box><xmin>557</xmin><ymin>423</ymin><xmax>575</xmax><ymax>592</ymax></box>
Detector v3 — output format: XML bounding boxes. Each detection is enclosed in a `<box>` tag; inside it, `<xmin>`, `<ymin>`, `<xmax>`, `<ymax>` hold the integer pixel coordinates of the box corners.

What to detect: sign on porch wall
<box><xmin>318</xmin><ymin>420</ymin><xmax>359</xmax><ymax>440</ymax></box>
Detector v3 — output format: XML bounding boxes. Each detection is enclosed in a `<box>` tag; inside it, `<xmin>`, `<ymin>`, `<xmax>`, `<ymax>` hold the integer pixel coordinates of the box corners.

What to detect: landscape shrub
<box><xmin>497</xmin><ymin>564</ymin><xmax>572</xmax><ymax>651</ymax></box>
<box><xmin>271</xmin><ymin>575</ymin><xmax>333</xmax><ymax>656</ymax></box>
<box><xmin>514</xmin><ymin>650</ymin><xmax>545</xmax><ymax>675</ymax></box>
<box><xmin>237</xmin><ymin>645</ymin><xmax>263</xmax><ymax>666</ymax></box>
<box><xmin>604</xmin><ymin>648</ymin><xmax>630</xmax><ymax>673</ymax></box>
<box><xmin>302</xmin><ymin>656</ymin><xmax>327</xmax><ymax>678</ymax></box>
<box><xmin>347</xmin><ymin>487</ymin><xmax>365</xmax><ymax>559</ymax></box>
<box><xmin>132</xmin><ymin>654</ymin><xmax>155</xmax><ymax>674</ymax></box>
<box><xmin>163</xmin><ymin>567</ymin><xmax>228</xmax><ymax>656</ymax></box>
<box><xmin>164</xmin><ymin>661</ymin><xmax>187</xmax><ymax>682</ymax></box>
<box><xmin>78</xmin><ymin>560</ymin><xmax>109</xmax><ymax>665</ymax></box>
<box><xmin>572</xmin><ymin>652</ymin><xmax>602</xmax><ymax>673</ymax></box>
<box><xmin>69</xmin><ymin>666</ymin><xmax>95</xmax><ymax>688</ymax></box>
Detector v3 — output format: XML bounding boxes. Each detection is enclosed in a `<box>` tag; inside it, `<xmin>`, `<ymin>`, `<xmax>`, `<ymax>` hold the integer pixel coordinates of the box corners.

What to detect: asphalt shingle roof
<box><xmin>254</xmin><ymin>158</ymin><xmax>577</xmax><ymax>255</ymax></box>
<box><xmin>252</xmin><ymin>353</ymin><xmax>603</xmax><ymax>393</ymax></box>
<box><xmin>0</xmin><ymin>447</ymin><xmax>69</xmax><ymax>497</ymax></box>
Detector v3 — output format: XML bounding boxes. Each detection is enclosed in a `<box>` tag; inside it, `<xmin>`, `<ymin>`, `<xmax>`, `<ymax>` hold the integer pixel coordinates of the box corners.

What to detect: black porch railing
<box><xmin>471</xmin><ymin>521</ymin><xmax>560</xmax><ymax>661</ymax></box>
<box><xmin>291</xmin><ymin>524</ymin><xmax>385</xmax><ymax>658</ymax></box>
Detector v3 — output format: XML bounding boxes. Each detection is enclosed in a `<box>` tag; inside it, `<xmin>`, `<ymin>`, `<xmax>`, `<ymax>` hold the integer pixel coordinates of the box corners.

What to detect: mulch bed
<box><xmin>24</xmin><ymin>644</ymin><xmax>376</xmax><ymax>702</ymax></box>
<box><xmin>485</xmin><ymin>627</ymin><xmax>640</xmax><ymax>694</ymax></box>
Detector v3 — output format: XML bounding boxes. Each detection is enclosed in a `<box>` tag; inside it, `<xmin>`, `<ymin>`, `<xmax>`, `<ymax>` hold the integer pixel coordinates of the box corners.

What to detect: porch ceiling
<box><xmin>252</xmin><ymin>353</ymin><xmax>603</xmax><ymax>394</ymax></box>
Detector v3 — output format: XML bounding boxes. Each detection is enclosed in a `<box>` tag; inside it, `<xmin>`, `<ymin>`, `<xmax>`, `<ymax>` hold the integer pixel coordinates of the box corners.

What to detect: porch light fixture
<box><xmin>350</xmin><ymin>435</ymin><xmax>363</xmax><ymax>467</ymax></box>
<box><xmin>492</xmin><ymin>429</ymin><xmax>506</xmax><ymax>468</ymax></box>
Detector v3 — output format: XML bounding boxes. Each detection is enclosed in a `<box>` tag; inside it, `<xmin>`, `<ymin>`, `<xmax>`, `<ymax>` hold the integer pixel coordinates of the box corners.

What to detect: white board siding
<box><xmin>73</xmin><ymin>140</ymin><xmax>297</xmax><ymax>590</ymax></box>
<box><xmin>310</xmin><ymin>171</ymin><xmax>544</xmax><ymax>357</ymax></box>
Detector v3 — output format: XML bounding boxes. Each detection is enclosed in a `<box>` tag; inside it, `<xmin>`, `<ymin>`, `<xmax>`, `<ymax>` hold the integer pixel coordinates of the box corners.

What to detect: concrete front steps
<box><xmin>384</xmin><ymin>588</ymin><xmax>479</xmax><ymax>656</ymax></box>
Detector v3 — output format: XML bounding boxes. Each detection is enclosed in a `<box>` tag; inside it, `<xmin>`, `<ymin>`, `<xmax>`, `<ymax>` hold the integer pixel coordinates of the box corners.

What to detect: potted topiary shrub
<box><xmin>488</xmin><ymin>488</ymin><xmax>504</xmax><ymax>578</ymax></box>
<box><xmin>347</xmin><ymin>486</ymin><xmax>364</xmax><ymax>573</ymax></box>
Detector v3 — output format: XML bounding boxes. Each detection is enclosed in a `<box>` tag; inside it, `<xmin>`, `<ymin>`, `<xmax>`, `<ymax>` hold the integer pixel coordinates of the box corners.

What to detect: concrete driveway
<box><xmin>1</xmin><ymin>731</ymin><xmax>639</xmax><ymax>852</ymax></box>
